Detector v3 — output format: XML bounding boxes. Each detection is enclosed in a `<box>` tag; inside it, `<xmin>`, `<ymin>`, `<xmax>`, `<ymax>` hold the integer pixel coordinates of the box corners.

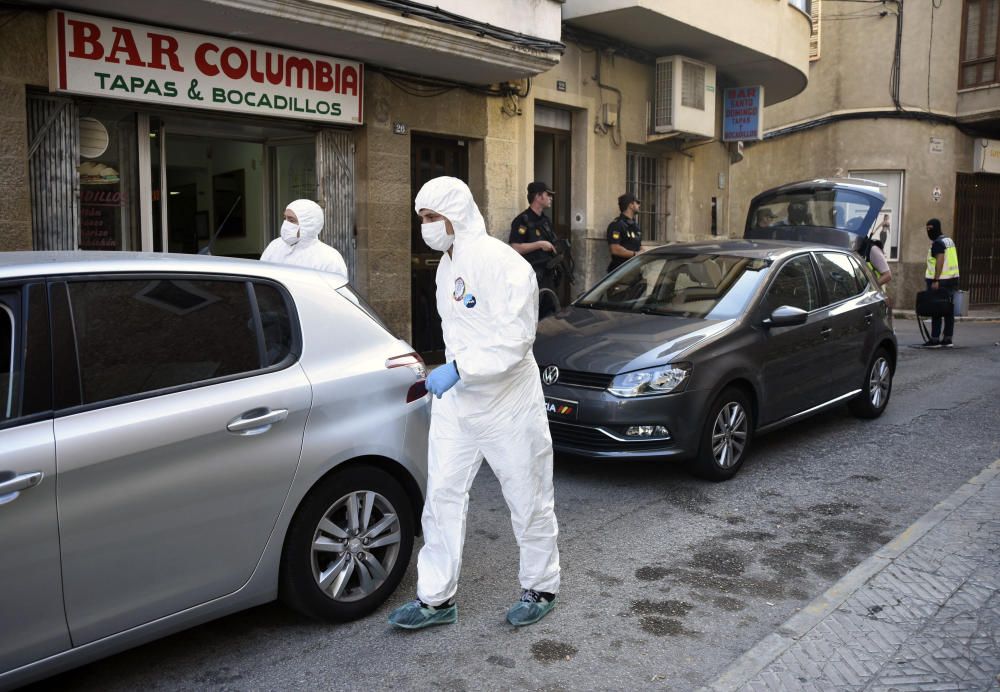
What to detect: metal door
<box><xmin>535</xmin><ymin>127</ymin><xmax>575</xmax><ymax>306</ymax></box>
<box><xmin>954</xmin><ymin>173</ymin><xmax>1000</xmax><ymax>305</ymax></box>
<box><xmin>27</xmin><ymin>94</ymin><xmax>79</xmax><ymax>250</ymax></box>
<box><xmin>317</xmin><ymin>130</ymin><xmax>356</xmax><ymax>279</ymax></box>
<box><xmin>410</xmin><ymin>135</ymin><xmax>469</xmax><ymax>362</ymax></box>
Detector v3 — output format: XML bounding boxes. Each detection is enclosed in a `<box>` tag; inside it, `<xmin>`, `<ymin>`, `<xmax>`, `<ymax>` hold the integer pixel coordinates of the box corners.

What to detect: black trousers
<box><xmin>925</xmin><ymin>278</ymin><xmax>957</xmax><ymax>339</ymax></box>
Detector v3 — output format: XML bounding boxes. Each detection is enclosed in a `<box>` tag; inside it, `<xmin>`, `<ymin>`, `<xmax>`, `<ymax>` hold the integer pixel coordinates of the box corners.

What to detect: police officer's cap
<box><xmin>618</xmin><ymin>192</ymin><xmax>640</xmax><ymax>210</ymax></box>
<box><xmin>527</xmin><ymin>181</ymin><xmax>555</xmax><ymax>197</ymax></box>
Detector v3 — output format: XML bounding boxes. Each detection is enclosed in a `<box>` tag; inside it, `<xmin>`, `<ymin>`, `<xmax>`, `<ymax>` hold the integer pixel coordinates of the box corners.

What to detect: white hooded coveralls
<box><xmin>414</xmin><ymin>177</ymin><xmax>560</xmax><ymax>606</ymax></box>
<box><xmin>260</xmin><ymin>199</ymin><xmax>349</xmax><ymax>280</ymax></box>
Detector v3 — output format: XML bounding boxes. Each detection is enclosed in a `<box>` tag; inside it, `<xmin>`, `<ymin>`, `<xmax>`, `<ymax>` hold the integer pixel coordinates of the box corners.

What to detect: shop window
<box><xmin>78</xmin><ymin>110</ymin><xmax>139</xmax><ymax>251</ymax></box>
<box><xmin>849</xmin><ymin>170</ymin><xmax>903</xmax><ymax>261</ymax></box>
<box><xmin>962</xmin><ymin>0</ymin><xmax>1000</xmax><ymax>88</ymax></box>
<box><xmin>626</xmin><ymin>149</ymin><xmax>669</xmax><ymax>242</ymax></box>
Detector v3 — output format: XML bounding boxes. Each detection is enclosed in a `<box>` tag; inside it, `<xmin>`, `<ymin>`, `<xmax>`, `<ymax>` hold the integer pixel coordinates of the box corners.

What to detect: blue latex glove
<box><xmin>426</xmin><ymin>361</ymin><xmax>460</xmax><ymax>398</ymax></box>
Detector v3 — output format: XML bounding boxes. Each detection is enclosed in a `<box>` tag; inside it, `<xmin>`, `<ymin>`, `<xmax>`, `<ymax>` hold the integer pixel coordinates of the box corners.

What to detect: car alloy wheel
<box><xmin>711</xmin><ymin>401</ymin><xmax>748</xmax><ymax>470</ymax></box>
<box><xmin>280</xmin><ymin>466</ymin><xmax>414</xmax><ymax>621</ymax></box>
<box><xmin>849</xmin><ymin>347</ymin><xmax>893</xmax><ymax>419</ymax></box>
<box><xmin>693</xmin><ymin>386</ymin><xmax>753</xmax><ymax>481</ymax></box>
<box><xmin>310</xmin><ymin>489</ymin><xmax>402</xmax><ymax>602</ymax></box>
<box><xmin>867</xmin><ymin>355</ymin><xmax>891</xmax><ymax>410</ymax></box>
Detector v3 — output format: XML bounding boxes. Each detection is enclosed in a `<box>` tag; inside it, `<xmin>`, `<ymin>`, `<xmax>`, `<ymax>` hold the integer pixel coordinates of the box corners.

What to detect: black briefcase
<box><xmin>915</xmin><ymin>289</ymin><xmax>952</xmax><ymax>317</ymax></box>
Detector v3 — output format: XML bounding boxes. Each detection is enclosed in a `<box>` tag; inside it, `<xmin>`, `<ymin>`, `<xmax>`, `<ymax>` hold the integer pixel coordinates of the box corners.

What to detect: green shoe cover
<box><xmin>506</xmin><ymin>591</ymin><xmax>556</xmax><ymax>627</ymax></box>
<box><xmin>388</xmin><ymin>600</ymin><xmax>457</xmax><ymax>630</ymax></box>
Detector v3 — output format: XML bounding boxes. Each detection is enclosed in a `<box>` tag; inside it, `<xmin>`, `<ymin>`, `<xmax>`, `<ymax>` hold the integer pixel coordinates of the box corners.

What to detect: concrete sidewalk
<box><xmin>706</xmin><ymin>459</ymin><xmax>1000</xmax><ymax>691</ymax></box>
<box><xmin>893</xmin><ymin>308</ymin><xmax>1000</xmax><ymax>322</ymax></box>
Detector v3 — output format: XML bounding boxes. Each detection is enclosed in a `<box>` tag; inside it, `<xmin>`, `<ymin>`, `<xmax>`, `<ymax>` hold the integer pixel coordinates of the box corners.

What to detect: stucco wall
<box><xmin>767</xmin><ymin>1</ymin><xmax>962</xmax><ymax>127</ymax></box>
<box><xmin>728</xmin><ymin>119</ymin><xmax>968</xmax><ymax>307</ymax></box>
<box><xmin>728</xmin><ymin>1</ymin><xmax>980</xmax><ymax>307</ymax></box>
<box><xmin>522</xmin><ymin>41</ymin><xmax>737</xmax><ymax>288</ymax></box>
<box><xmin>0</xmin><ymin>11</ymin><xmax>47</xmax><ymax>251</ymax></box>
<box><xmin>356</xmin><ymin>73</ymin><xmax>510</xmax><ymax>340</ymax></box>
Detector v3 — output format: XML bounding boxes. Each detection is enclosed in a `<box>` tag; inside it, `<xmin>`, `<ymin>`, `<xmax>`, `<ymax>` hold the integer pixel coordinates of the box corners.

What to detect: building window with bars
<box><xmin>626</xmin><ymin>149</ymin><xmax>669</xmax><ymax>242</ymax></box>
<box><xmin>961</xmin><ymin>0</ymin><xmax>1000</xmax><ymax>88</ymax></box>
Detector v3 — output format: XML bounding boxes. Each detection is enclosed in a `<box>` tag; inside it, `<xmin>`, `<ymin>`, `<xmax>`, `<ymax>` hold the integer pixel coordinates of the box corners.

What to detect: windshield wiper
<box><xmin>577</xmin><ymin>302</ymin><xmax>619</xmax><ymax>311</ymax></box>
<box><xmin>637</xmin><ymin>306</ymin><xmax>682</xmax><ymax>316</ymax></box>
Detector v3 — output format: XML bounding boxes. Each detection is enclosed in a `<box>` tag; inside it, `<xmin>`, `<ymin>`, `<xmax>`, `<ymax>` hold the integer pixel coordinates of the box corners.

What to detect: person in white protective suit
<box><xmin>260</xmin><ymin>199</ymin><xmax>348</xmax><ymax>279</ymax></box>
<box><xmin>388</xmin><ymin>176</ymin><xmax>561</xmax><ymax>630</ymax></box>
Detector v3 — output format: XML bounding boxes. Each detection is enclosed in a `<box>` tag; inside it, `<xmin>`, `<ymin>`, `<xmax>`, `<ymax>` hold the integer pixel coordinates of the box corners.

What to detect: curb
<box><xmin>893</xmin><ymin>310</ymin><xmax>1000</xmax><ymax>322</ymax></box>
<box><xmin>703</xmin><ymin>458</ymin><xmax>1000</xmax><ymax>692</ymax></box>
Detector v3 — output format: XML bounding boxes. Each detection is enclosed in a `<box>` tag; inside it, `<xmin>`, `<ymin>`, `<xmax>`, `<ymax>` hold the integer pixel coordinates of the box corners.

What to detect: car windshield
<box><xmin>576</xmin><ymin>253</ymin><xmax>769</xmax><ymax>319</ymax></box>
<box><xmin>750</xmin><ymin>188</ymin><xmax>881</xmax><ymax>234</ymax></box>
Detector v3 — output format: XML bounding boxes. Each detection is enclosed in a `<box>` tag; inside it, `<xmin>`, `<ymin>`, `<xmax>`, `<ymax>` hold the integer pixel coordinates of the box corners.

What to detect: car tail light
<box><xmin>385</xmin><ymin>352</ymin><xmax>427</xmax><ymax>403</ymax></box>
<box><xmin>406</xmin><ymin>381</ymin><xmax>428</xmax><ymax>403</ymax></box>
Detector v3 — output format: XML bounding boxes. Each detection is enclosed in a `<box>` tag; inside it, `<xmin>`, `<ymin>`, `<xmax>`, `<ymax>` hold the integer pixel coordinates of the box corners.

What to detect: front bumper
<box><xmin>542</xmin><ymin>382</ymin><xmax>714</xmax><ymax>459</ymax></box>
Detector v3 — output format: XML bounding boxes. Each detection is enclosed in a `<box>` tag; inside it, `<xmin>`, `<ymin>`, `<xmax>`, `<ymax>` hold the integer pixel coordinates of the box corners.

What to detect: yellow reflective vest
<box><xmin>925</xmin><ymin>235</ymin><xmax>960</xmax><ymax>280</ymax></box>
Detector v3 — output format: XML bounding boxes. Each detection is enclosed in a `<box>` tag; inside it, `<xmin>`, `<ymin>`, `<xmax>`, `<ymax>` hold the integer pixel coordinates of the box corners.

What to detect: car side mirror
<box><xmin>763</xmin><ymin>305</ymin><xmax>808</xmax><ymax>328</ymax></box>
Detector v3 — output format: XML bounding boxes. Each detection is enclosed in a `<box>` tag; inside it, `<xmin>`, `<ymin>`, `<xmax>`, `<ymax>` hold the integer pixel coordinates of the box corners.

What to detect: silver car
<box><xmin>0</xmin><ymin>252</ymin><xmax>429</xmax><ymax>687</ymax></box>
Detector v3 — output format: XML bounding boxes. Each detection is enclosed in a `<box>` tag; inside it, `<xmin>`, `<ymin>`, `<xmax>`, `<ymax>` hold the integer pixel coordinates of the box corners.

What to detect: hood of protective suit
<box><xmin>414</xmin><ymin>177</ymin><xmax>487</xmax><ymax>247</ymax></box>
<box><xmin>287</xmin><ymin>199</ymin><xmax>324</xmax><ymax>246</ymax></box>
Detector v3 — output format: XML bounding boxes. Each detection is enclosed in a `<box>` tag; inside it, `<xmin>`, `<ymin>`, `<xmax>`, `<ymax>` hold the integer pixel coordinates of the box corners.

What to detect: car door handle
<box><xmin>820</xmin><ymin>327</ymin><xmax>832</xmax><ymax>337</ymax></box>
<box><xmin>0</xmin><ymin>471</ymin><xmax>44</xmax><ymax>505</ymax></box>
<box><xmin>227</xmin><ymin>408</ymin><xmax>289</xmax><ymax>435</ymax></box>
<box><xmin>863</xmin><ymin>310</ymin><xmax>873</xmax><ymax>324</ymax></box>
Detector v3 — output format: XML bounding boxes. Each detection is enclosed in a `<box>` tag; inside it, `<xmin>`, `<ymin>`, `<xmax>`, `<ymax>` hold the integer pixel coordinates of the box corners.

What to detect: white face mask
<box><xmin>280</xmin><ymin>220</ymin><xmax>300</xmax><ymax>246</ymax></box>
<box><xmin>421</xmin><ymin>219</ymin><xmax>454</xmax><ymax>251</ymax></box>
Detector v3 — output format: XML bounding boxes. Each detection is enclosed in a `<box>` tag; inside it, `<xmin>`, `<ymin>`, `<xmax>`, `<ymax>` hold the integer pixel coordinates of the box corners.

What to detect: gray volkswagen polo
<box><xmin>534</xmin><ymin>179</ymin><xmax>896</xmax><ymax>481</ymax></box>
<box><xmin>0</xmin><ymin>252</ymin><xmax>429</xmax><ymax>687</ymax></box>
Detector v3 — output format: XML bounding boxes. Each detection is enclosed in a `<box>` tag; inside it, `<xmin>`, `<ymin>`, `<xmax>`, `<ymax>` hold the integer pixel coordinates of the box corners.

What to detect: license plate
<box><xmin>545</xmin><ymin>396</ymin><xmax>578</xmax><ymax>421</ymax></box>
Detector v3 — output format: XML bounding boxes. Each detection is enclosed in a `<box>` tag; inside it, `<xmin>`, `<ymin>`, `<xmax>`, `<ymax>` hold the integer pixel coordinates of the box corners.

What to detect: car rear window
<box><xmin>65</xmin><ymin>278</ymin><xmax>259</xmax><ymax>405</ymax></box>
<box><xmin>255</xmin><ymin>282</ymin><xmax>294</xmax><ymax>366</ymax></box>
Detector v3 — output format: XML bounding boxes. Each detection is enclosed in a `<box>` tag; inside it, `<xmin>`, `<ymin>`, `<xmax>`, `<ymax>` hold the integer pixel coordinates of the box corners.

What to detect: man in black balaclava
<box><xmin>923</xmin><ymin>218</ymin><xmax>961</xmax><ymax>348</ymax></box>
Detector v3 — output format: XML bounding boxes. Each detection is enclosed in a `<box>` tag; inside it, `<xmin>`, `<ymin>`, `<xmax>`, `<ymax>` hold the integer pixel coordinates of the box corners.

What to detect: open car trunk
<box><xmin>744</xmin><ymin>178</ymin><xmax>886</xmax><ymax>252</ymax></box>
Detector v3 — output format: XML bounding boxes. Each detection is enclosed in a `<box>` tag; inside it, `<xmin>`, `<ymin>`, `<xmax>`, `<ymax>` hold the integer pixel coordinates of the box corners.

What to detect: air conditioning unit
<box><xmin>654</xmin><ymin>56</ymin><xmax>716</xmax><ymax>138</ymax></box>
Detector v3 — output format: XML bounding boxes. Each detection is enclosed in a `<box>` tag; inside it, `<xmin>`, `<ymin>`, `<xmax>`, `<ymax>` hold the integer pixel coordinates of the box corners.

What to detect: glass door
<box><xmin>139</xmin><ymin>113</ymin><xmax>316</xmax><ymax>257</ymax></box>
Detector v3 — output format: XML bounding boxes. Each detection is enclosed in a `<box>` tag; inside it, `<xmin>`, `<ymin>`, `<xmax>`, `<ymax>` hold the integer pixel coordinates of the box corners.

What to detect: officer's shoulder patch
<box><xmin>518</xmin><ymin>226</ymin><xmax>527</xmax><ymax>235</ymax></box>
<box><xmin>612</xmin><ymin>231</ymin><xmax>621</xmax><ymax>240</ymax></box>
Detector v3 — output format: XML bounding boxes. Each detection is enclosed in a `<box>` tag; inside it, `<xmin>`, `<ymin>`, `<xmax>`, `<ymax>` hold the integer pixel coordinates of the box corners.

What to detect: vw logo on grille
<box><xmin>541</xmin><ymin>365</ymin><xmax>560</xmax><ymax>386</ymax></box>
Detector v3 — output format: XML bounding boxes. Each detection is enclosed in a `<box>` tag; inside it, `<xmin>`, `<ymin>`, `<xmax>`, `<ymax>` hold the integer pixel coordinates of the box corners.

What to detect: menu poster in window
<box><xmin>79</xmin><ymin>161</ymin><xmax>122</xmax><ymax>250</ymax></box>
<box><xmin>869</xmin><ymin>209</ymin><xmax>894</xmax><ymax>258</ymax></box>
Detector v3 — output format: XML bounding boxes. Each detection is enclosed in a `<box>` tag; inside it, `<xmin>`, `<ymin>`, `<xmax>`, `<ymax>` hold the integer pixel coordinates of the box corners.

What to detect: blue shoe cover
<box><xmin>388</xmin><ymin>599</ymin><xmax>457</xmax><ymax>629</ymax></box>
<box><xmin>506</xmin><ymin>591</ymin><xmax>556</xmax><ymax>627</ymax></box>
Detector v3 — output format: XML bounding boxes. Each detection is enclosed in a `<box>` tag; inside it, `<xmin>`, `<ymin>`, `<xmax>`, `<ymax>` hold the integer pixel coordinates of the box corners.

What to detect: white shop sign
<box><xmin>973</xmin><ymin>138</ymin><xmax>1000</xmax><ymax>174</ymax></box>
<box><xmin>48</xmin><ymin>10</ymin><xmax>363</xmax><ymax>125</ymax></box>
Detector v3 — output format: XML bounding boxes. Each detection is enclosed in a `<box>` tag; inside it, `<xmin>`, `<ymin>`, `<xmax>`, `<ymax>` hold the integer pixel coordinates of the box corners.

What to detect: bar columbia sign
<box><xmin>48</xmin><ymin>11</ymin><xmax>363</xmax><ymax>125</ymax></box>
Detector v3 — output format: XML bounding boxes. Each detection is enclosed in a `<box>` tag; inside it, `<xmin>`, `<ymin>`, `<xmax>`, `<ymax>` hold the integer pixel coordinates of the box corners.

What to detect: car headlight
<box><xmin>608</xmin><ymin>363</ymin><xmax>691</xmax><ymax>397</ymax></box>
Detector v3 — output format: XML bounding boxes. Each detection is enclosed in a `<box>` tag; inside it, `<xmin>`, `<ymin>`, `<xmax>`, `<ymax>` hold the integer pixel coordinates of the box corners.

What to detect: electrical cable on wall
<box><xmin>361</xmin><ymin>0</ymin><xmax>565</xmax><ymax>54</ymax></box>
<box><xmin>594</xmin><ymin>50</ymin><xmax>623</xmax><ymax>146</ymax></box>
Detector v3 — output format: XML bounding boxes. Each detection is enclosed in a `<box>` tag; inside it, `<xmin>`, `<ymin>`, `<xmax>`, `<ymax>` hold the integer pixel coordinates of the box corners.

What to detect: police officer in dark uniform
<box><xmin>606</xmin><ymin>193</ymin><xmax>643</xmax><ymax>272</ymax></box>
<box><xmin>510</xmin><ymin>181</ymin><xmax>559</xmax><ymax>295</ymax></box>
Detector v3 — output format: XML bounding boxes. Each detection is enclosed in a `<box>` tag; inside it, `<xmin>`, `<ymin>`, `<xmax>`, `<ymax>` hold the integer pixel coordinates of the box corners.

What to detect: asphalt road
<box><xmin>32</xmin><ymin>319</ymin><xmax>1000</xmax><ymax>691</ymax></box>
